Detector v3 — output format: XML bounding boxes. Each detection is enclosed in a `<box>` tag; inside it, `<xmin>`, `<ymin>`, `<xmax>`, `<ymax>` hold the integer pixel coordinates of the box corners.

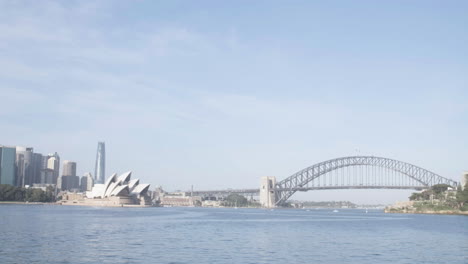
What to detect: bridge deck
<box><xmin>190</xmin><ymin>185</ymin><xmax>428</xmax><ymax>196</ymax></box>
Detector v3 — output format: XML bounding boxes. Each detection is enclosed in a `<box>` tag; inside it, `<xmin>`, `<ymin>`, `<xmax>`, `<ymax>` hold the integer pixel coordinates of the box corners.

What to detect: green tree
<box><xmin>409</xmin><ymin>190</ymin><xmax>432</xmax><ymax>201</ymax></box>
<box><xmin>409</xmin><ymin>192</ymin><xmax>421</xmax><ymax>201</ymax></box>
<box><xmin>456</xmin><ymin>184</ymin><xmax>468</xmax><ymax>210</ymax></box>
<box><xmin>431</xmin><ymin>184</ymin><xmax>451</xmax><ymax>194</ymax></box>
<box><xmin>224</xmin><ymin>194</ymin><xmax>248</xmax><ymax>207</ymax></box>
<box><xmin>0</xmin><ymin>184</ymin><xmax>55</xmax><ymax>202</ymax></box>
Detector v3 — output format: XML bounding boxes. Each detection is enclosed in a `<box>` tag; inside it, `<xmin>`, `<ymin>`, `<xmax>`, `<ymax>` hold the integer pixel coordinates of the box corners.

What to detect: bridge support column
<box><xmin>260</xmin><ymin>176</ymin><xmax>276</xmax><ymax>208</ymax></box>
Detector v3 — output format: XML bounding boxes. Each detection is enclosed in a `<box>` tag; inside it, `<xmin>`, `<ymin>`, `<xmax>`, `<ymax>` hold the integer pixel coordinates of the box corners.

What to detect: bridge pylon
<box><xmin>260</xmin><ymin>176</ymin><xmax>277</xmax><ymax>208</ymax></box>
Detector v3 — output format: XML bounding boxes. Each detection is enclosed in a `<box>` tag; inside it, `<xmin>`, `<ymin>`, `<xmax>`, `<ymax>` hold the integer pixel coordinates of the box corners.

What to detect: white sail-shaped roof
<box><xmin>131</xmin><ymin>184</ymin><xmax>150</xmax><ymax>196</ymax></box>
<box><xmin>110</xmin><ymin>185</ymin><xmax>129</xmax><ymax>197</ymax></box>
<box><xmin>128</xmin><ymin>179</ymin><xmax>140</xmax><ymax>192</ymax></box>
<box><xmin>87</xmin><ymin>171</ymin><xmax>150</xmax><ymax>200</ymax></box>
<box><xmin>116</xmin><ymin>171</ymin><xmax>132</xmax><ymax>184</ymax></box>
<box><xmin>105</xmin><ymin>181</ymin><xmax>120</xmax><ymax>197</ymax></box>
<box><xmin>102</xmin><ymin>173</ymin><xmax>117</xmax><ymax>197</ymax></box>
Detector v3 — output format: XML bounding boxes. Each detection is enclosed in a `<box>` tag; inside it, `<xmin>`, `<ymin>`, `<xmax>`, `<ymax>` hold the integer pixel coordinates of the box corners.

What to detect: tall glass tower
<box><xmin>94</xmin><ymin>142</ymin><xmax>106</xmax><ymax>184</ymax></box>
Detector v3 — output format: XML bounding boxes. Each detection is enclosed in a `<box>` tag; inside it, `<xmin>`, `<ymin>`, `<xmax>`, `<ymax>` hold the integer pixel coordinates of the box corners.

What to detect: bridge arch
<box><xmin>274</xmin><ymin>156</ymin><xmax>458</xmax><ymax>205</ymax></box>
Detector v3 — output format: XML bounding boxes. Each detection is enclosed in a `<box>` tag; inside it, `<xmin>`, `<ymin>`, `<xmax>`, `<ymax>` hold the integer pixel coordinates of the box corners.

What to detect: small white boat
<box><xmin>332</xmin><ymin>209</ymin><xmax>339</xmax><ymax>213</ymax></box>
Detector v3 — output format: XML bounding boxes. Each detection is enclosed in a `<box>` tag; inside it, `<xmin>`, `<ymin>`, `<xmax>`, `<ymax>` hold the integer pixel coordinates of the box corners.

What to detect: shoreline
<box><xmin>384</xmin><ymin>209</ymin><xmax>468</xmax><ymax>216</ymax></box>
<box><xmin>0</xmin><ymin>201</ymin><xmax>58</xmax><ymax>205</ymax></box>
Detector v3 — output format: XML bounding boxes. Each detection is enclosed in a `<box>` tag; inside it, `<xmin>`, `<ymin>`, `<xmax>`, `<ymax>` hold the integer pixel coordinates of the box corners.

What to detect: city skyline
<box><xmin>1</xmin><ymin>1</ymin><xmax>467</xmax><ymax>203</ymax></box>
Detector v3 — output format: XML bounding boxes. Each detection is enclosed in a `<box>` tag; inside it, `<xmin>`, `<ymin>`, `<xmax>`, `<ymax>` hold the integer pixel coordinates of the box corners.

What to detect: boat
<box><xmin>332</xmin><ymin>209</ymin><xmax>339</xmax><ymax>213</ymax></box>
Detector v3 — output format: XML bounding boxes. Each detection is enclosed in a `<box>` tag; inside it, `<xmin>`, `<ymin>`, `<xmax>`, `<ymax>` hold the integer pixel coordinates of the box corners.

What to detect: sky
<box><xmin>1</xmin><ymin>0</ymin><xmax>467</xmax><ymax>204</ymax></box>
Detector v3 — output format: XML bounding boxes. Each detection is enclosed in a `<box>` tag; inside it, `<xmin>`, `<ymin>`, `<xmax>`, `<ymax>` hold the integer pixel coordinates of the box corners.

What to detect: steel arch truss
<box><xmin>275</xmin><ymin>156</ymin><xmax>458</xmax><ymax>205</ymax></box>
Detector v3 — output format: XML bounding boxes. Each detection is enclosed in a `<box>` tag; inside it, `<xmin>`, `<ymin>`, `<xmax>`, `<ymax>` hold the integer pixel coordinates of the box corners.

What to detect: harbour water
<box><xmin>0</xmin><ymin>205</ymin><xmax>467</xmax><ymax>264</ymax></box>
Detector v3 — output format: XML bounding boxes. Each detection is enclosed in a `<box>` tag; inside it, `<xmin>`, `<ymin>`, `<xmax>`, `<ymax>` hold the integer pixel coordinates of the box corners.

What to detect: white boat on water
<box><xmin>332</xmin><ymin>209</ymin><xmax>339</xmax><ymax>213</ymax></box>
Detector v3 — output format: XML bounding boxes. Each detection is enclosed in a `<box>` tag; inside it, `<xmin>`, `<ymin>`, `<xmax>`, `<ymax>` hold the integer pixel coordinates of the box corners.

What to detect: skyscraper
<box><xmin>0</xmin><ymin>146</ymin><xmax>16</xmax><ymax>186</ymax></box>
<box><xmin>32</xmin><ymin>152</ymin><xmax>43</xmax><ymax>185</ymax></box>
<box><xmin>46</xmin><ymin>152</ymin><xmax>60</xmax><ymax>184</ymax></box>
<box><xmin>94</xmin><ymin>142</ymin><xmax>105</xmax><ymax>184</ymax></box>
<box><xmin>16</xmin><ymin>147</ymin><xmax>34</xmax><ymax>187</ymax></box>
<box><xmin>62</xmin><ymin>160</ymin><xmax>77</xmax><ymax>177</ymax></box>
<box><xmin>59</xmin><ymin>160</ymin><xmax>79</xmax><ymax>191</ymax></box>
<box><xmin>80</xmin><ymin>172</ymin><xmax>94</xmax><ymax>192</ymax></box>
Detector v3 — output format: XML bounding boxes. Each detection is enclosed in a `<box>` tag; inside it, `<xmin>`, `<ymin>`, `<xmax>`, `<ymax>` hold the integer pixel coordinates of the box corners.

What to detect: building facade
<box><xmin>94</xmin><ymin>142</ymin><xmax>106</xmax><ymax>184</ymax></box>
<box><xmin>32</xmin><ymin>152</ymin><xmax>43</xmax><ymax>185</ymax></box>
<box><xmin>45</xmin><ymin>152</ymin><xmax>60</xmax><ymax>184</ymax></box>
<box><xmin>80</xmin><ymin>172</ymin><xmax>94</xmax><ymax>192</ymax></box>
<box><xmin>40</xmin><ymin>168</ymin><xmax>55</xmax><ymax>184</ymax></box>
<box><xmin>15</xmin><ymin>147</ymin><xmax>34</xmax><ymax>187</ymax></box>
<box><xmin>0</xmin><ymin>146</ymin><xmax>16</xmax><ymax>186</ymax></box>
<box><xmin>60</xmin><ymin>160</ymin><xmax>79</xmax><ymax>191</ymax></box>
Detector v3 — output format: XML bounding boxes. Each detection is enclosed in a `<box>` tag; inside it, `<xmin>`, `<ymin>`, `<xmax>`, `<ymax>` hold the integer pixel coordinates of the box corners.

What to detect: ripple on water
<box><xmin>0</xmin><ymin>206</ymin><xmax>467</xmax><ymax>264</ymax></box>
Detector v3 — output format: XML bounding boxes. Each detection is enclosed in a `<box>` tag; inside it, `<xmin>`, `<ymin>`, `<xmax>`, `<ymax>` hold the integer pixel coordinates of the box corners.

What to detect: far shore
<box><xmin>385</xmin><ymin>209</ymin><xmax>468</xmax><ymax>216</ymax></box>
<box><xmin>0</xmin><ymin>201</ymin><xmax>58</xmax><ymax>205</ymax></box>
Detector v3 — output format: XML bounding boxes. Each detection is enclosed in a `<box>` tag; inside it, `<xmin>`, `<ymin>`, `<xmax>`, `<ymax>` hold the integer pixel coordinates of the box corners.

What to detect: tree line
<box><xmin>0</xmin><ymin>184</ymin><xmax>56</xmax><ymax>202</ymax></box>
<box><xmin>409</xmin><ymin>183</ymin><xmax>468</xmax><ymax>210</ymax></box>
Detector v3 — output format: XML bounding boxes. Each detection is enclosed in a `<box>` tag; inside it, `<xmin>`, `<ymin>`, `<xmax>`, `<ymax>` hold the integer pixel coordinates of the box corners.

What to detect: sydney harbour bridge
<box><xmin>190</xmin><ymin>156</ymin><xmax>459</xmax><ymax>207</ymax></box>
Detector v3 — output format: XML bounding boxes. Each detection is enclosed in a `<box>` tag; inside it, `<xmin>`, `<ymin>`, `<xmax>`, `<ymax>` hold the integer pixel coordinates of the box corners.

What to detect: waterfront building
<box><xmin>15</xmin><ymin>147</ymin><xmax>34</xmax><ymax>187</ymax></box>
<box><xmin>80</xmin><ymin>172</ymin><xmax>94</xmax><ymax>192</ymax></box>
<box><xmin>158</xmin><ymin>192</ymin><xmax>202</xmax><ymax>207</ymax></box>
<box><xmin>59</xmin><ymin>171</ymin><xmax>152</xmax><ymax>206</ymax></box>
<box><xmin>0</xmin><ymin>146</ymin><xmax>16</xmax><ymax>186</ymax></box>
<box><xmin>94</xmin><ymin>142</ymin><xmax>105</xmax><ymax>184</ymax></box>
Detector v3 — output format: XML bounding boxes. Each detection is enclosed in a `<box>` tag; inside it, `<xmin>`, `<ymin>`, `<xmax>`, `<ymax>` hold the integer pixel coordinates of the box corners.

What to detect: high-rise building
<box><xmin>32</xmin><ymin>152</ymin><xmax>43</xmax><ymax>185</ymax></box>
<box><xmin>46</xmin><ymin>152</ymin><xmax>60</xmax><ymax>184</ymax></box>
<box><xmin>59</xmin><ymin>160</ymin><xmax>79</xmax><ymax>191</ymax></box>
<box><xmin>16</xmin><ymin>147</ymin><xmax>34</xmax><ymax>187</ymax></box>
<box><xmin>0</xmin><ymin>146</ymin><xmax>16</xmax><ymax>186</ymax></box>
<box><xmin>94</xmin><ymin>142</ymin><xmax>105</xmax><ymax>184</ymax></box>
<box><xmin>40</xmin><ymin>168</ymin><xmax>55</xmax><ymax>184</ymax></box>
<box><xmin>62</xmin><ymin>160</ymin><xmax>77</xmax><ymax>177</ymax></box>
<box><xmin>80</xmin><ymin>172</ymin><xmax>94</xmax><ymax>192</ymax></box>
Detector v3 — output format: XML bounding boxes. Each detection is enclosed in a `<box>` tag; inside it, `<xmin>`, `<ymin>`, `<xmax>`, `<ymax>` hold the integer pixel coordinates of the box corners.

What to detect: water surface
<box><xmin>0</xmin><ymin>205</ymin><xmax>466</xmax><ymax>264</ymax></box>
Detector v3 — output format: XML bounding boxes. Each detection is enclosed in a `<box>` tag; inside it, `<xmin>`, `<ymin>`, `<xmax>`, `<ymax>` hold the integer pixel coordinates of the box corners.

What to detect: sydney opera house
<box><xmin>60</xmin><ymin>171</ymin><xmax>152</xmax><ymax>207</ymax></box>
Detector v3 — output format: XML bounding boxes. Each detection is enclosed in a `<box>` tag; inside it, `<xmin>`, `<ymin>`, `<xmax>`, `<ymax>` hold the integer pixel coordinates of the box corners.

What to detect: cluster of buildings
<box><xmin>60</xmin><ymin>171</ymin><xmax>152</xmax><ymax>206</ymax></box>
<box><xmin>0</xmin><ymin>144</ymin><xmax>62</xmax><ymax>189</ymax></box>
<box><xmin>1</xmin><ymin>141</ymin><xmax>152</xmax><ymax>207</ymax></box>
<box><xmin>0</xmin><ymin>142</ymin><xmax>106</xmax><ymax>193</ymax></box>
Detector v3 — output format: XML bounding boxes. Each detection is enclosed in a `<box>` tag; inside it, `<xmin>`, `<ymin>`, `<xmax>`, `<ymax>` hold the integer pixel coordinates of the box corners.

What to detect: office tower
<box><xmin>94</xmin><ymin>142</ymin><xmax>105</xmax><ymax>184</ymax></box>
<box><xmin>40</xmin><ymin>168</ymin><xmax>55</xmax><ymax>184</ymax></box>
<box><xmin>80</xmin><ymin>172</ymin><xmax>94</xmax><ymax>192</ymax></box>
<box><xmin>62</xmin><ymin>160</ymin><xmax>77</xmax><ymax>177</ymax></box>
<box><xmin>0</xmin><ymin>146</ymin><xmax>16</xmax><ymax>186</ymax></box>
<box><xmin>60</xmin><ymin>160</ymin><xmax>79</xmax><ymax>191</ymax></box>
<box><xmin>16</xmin><ymin>147</ymin><xmax>34</xmax><ymax>187</ymax></box>
<box><xmin>46</xmin><ymin>152</ymin><xmax>60</xmax><ymax>184</ymax></box>
<box><xmin>32</xmin><ymin>153</ymin><xmax>43</xmax><ymax>185</ymax></box>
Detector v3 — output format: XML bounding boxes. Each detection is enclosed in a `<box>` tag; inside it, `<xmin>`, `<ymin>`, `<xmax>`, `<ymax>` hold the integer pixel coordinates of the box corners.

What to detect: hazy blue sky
<box><xmin>1</xmin><ymin>1</ymin><xmax>467</xmax><ymax>203</ymax></box>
